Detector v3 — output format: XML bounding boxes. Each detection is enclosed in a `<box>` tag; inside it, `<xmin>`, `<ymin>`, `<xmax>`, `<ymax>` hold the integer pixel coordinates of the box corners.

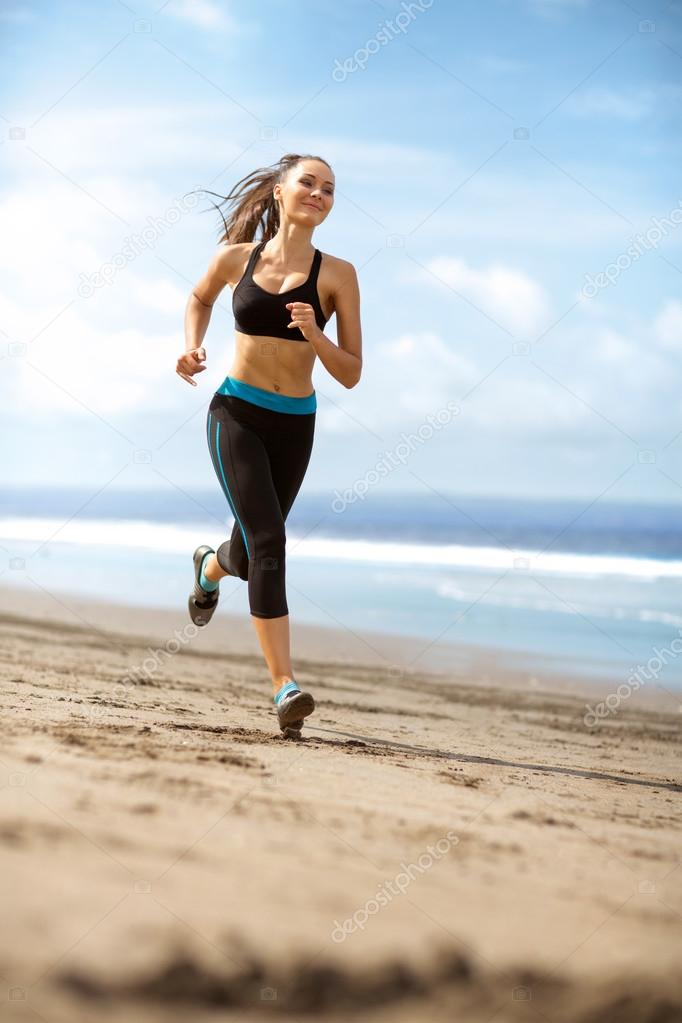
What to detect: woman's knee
<box><xmin>256</xmin><ymin>524</ymin><xmax>286</xmax><ymax>572</ymax></box>
<box><xmin>216</xmin><ymin>539</ymin><xmax>248</xmax><ymax>580</ymax></box>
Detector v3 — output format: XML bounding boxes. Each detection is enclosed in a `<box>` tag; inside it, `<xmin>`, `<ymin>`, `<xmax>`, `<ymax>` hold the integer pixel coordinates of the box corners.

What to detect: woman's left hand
<box><xmin>285</xmin><ymin>302</ymin><xmax>322</xmax><ymax>343</ymax></box>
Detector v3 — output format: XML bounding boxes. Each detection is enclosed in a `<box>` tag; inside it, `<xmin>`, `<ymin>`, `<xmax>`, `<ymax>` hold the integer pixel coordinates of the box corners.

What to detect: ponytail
<box><xmin>189</xmin><ymin>152</ymin><xmax>332</xmax><ymax>245</ymax></box>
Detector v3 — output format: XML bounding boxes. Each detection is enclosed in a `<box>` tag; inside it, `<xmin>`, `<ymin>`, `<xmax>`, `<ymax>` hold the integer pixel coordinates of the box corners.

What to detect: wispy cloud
<box><xmin>654</xmin><ymin>299</ymin><xmax>682</xmax><ymax>353</ymax></box>
<box><xmin>159</xmin><ymin>0</ymin><xmax>241</xmax><ymax>32</ymax></box>
<box><xmin>1</xmin><ymin>0</ymin><xmax>678</xmax><ymax>498</ymax></box>
<box><xmin>415</xmin><ymin>256</ymin><xmax>552</xmax><ymax>336</ymax></box>
<box><xmin>565</xmin><ymin>87</ymin><xmax>656</xmax><ymax>121</ymax></box>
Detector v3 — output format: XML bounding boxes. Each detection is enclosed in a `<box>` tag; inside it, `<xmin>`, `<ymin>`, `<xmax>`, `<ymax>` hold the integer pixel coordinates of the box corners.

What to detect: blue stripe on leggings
<box><xmin>207</xmin><ymin>412</ymin><xmax>251</xmax><ymax>560</ymax></box>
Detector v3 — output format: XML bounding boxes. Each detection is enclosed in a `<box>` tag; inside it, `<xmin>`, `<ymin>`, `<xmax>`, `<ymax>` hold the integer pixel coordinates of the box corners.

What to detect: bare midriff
<box><xmin>225</xmin><ymin>253</ymin><xmax>335</xmax><ymax>397</ymax></box>
<box><xmin>228</xmin><ymin>332</ymin><xmax>318</xmax><ymax>397</ymax></box>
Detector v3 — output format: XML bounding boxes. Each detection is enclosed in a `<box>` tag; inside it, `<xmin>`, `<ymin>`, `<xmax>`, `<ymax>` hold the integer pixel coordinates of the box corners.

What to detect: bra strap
<box><xmin>308</xmin><ymin>248</ymin><xmax>322</xmax><ymax>286</ymax></box>
<box><xmin>244</xmin><ymin>239</ymin><xmax>266</xmax><ymax>281</ymax></box>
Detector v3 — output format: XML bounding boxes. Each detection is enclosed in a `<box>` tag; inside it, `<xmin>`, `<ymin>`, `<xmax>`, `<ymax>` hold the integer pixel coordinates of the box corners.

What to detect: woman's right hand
<box><xmin>176</xmin><ymin>346</ymin><xmax>207</xmax><ymax>386</ymax></box>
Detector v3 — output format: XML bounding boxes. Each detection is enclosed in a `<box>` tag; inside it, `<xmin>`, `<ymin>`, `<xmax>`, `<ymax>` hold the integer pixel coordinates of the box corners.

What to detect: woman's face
<box><xmin>276</xmin><ymin>160</ymin><xmax>335</xmax><ymax>224</ymax></box>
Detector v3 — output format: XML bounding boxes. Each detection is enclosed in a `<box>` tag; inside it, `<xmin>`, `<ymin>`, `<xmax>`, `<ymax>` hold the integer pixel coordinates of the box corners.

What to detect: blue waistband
<box><xmin>216</xmin><ymin>375</ymin><xmax>316</xmax><ymax>414</ymax></box>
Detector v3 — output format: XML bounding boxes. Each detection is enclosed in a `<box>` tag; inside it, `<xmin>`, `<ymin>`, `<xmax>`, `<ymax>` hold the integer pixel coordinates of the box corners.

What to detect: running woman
<box><xmin>177</xmin><ymin>153</ymin><xmax>362</xmax><ymax>737</ymax></box>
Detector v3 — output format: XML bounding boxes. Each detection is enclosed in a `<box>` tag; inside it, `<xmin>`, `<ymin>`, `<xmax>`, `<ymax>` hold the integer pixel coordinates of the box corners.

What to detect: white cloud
<box><xmin>8</xmin><ymin>312</ymin><xmax>185</xmax><ymax>420</ymax></box>
<box><xmin>653</xmin><ymin>299</ymin><xmax>682</xmax><ymax>353</ymax></box>
<box><xmin>160</xmin><ymin>0</ymin><xmax>241</xmax><ymax>32</ymax></box>
<box><xmin>461</xmin><ymin>366</ymin><xmax>582</xmax><ymax>434</ymax></box>
<box><xmin>414</xmin><ymin>256</ymin><xmax>552</xmax><ymax>336</ymax></box>
<box><xmin>316</xmin><ymin>330</ymin><xmax>479</xmax><ymax>435</ymax></box>
<box><xmin>376</xmin><ymin>331</ymin><xmax>479</xmax><ymax>414</ymax></box>
<box><xmin>0</xmin><ymin>176</ymin><xmax>200</xmax><ymax>332</ymax></box>
<box><xmin>0</xmin><ymin>185</ymin><xmax>101</xmax><ymax>302</ymax></box>
<box><xmin>128</xmin><ymin>277</ymin><xmax>189</xmax><ymax>315</ymax></box>
<box><xmin>593</xmin><ymin>326</ymin><xmax>638</xmax><ymax>364</ymax></box>
<box><xmin>1</xmin><ymin>103</ymin><xmax>654</xmax><ymax>257</ymax></box>
<box><xmin>546</xmin><ymin>316</ymin><xmax>674</xmax><ymax>422</ymax></box>
<box><xmin>3</xmin><ymin>103</ymin><xmax>249</xmax><ymax>176</ymax></box>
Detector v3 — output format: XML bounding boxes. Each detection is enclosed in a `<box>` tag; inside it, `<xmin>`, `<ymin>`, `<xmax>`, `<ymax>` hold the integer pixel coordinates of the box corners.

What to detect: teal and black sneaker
<box><xmin>188</xmin><ymin>545</ymin><xmax>220</xmax><ymax>627</ymax></box>
<box><xmin>274</xmin><ymin>680</ymin><xmax>315</xmax><ymax>739</ymax></box>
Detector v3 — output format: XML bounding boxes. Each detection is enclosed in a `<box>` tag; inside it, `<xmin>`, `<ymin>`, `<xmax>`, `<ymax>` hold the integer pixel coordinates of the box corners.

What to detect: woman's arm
<box><xmin>307</xmin><ymin>260</ymin><xmax>363</xmax><ymax>389</ymax></box>
<box><xmin>176</xmin><ymin>244</ymin><xmax>235</xmax><ymax>386</ymax></box>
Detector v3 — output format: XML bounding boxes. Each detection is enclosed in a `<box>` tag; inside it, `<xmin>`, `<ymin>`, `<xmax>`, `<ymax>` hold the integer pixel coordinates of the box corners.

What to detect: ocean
<box><xmin>1</xmin><ymin>487</ymin><xmax>681</xmax><ymax>690</ymax></box>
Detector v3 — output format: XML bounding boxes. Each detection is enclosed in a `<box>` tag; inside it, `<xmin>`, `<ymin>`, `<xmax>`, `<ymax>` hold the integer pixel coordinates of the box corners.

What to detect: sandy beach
<box><xmin>1</xmin><ymin>582</ymin><xmax>680</xmax><ymax>1022</ymax></box>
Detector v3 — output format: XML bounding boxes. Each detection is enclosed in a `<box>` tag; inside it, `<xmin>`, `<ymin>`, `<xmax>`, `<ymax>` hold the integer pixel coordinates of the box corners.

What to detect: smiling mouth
<box><xmin>303</xmin><ymin>203</ymin><xmax>321</xmax><ymax>210</ymax></box>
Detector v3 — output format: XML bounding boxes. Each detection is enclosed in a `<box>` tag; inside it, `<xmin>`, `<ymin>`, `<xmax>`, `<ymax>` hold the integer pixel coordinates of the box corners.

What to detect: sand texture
<box><xmin>0</xmin><ymin>586</ymin><xmax>680</xmax><ymax>1022</ymax></box>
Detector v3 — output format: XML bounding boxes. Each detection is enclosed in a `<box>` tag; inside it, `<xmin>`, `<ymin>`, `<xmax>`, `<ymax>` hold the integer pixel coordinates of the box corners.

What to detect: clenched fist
<box><xmin>176</xmin><ymin>346</ymin><xmax>207</xmax><ymax>386</ymax></box>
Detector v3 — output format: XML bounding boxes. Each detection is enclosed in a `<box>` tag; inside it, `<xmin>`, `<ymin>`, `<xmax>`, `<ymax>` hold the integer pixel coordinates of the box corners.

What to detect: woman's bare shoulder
<box><xmin>319</xmin><ymin>251</ymin><xmax>358</xmax><ymax>288</ymax></box>
<box><xmin>319</xmin><ymin>251</ymin><xmax>355</xmax><ymax>270</ymax></box>
<box><xmin>211</xmin><ymin>240</ymin><xmax>259</xmax><ymax>285</ymax></box>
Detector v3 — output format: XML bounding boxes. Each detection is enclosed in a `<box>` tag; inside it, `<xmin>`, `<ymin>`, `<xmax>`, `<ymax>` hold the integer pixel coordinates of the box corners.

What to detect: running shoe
<box><xmin>188</xmin><ymin>545</ymin><xmax>220</xmax><ymax>627</ymax></box>
<box><xmin>275</xmin><ymin>681</ymin><xmax>315</xmax><ymax>736</ymax></box>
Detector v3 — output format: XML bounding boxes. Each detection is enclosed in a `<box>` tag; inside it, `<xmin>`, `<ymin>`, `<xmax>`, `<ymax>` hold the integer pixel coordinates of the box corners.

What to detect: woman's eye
<box><xmin>301</xmin><ymin>179</ymin><xmax>333</xmax><ymax>196</ymax></box>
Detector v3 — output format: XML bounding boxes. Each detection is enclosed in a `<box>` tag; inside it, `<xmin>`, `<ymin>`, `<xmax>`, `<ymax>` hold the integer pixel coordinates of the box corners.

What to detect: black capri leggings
<box><xmin>206</xmin><ymin>376</ymin><xmax>316</xmax><ymax>619</ymax></box>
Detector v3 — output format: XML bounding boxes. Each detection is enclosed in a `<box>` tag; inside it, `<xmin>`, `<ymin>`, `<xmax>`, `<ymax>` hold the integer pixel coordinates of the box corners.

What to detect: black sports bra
<box><xmin>232</xmin><ymin>240</ymin><xmax>329</xmax><ymax>343</ymax></box>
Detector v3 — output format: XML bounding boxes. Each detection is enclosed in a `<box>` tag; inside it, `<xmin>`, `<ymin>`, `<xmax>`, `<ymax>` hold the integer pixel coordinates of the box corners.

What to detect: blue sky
<box><xmin>2</xmin><ymin>0</ymin><xmax>681</xmax><ymax>505</ymax></box>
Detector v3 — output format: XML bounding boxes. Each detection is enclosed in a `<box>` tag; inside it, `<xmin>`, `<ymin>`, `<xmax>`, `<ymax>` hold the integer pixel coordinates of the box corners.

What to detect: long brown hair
<box><xmin>192</xmin><ymin>153</ymin><xmax>333</xmax><ymax>245</ymax></box>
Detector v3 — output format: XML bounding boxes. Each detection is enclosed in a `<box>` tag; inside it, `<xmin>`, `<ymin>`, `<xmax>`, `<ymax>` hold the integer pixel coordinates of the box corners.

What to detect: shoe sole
<box><xmin>281</xmin><ymin>725</ymin><xmax>303</xmax><ymax>740</ymax></box>
<box><xmin>188</xmin><ymin>545</ymin><xmax>219</xmax><ymax>627</ymax></box>
<box><xmin>277</xmin><ymin>691</ymin><xmax>315</xmax><ymax>729</ymax></box>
